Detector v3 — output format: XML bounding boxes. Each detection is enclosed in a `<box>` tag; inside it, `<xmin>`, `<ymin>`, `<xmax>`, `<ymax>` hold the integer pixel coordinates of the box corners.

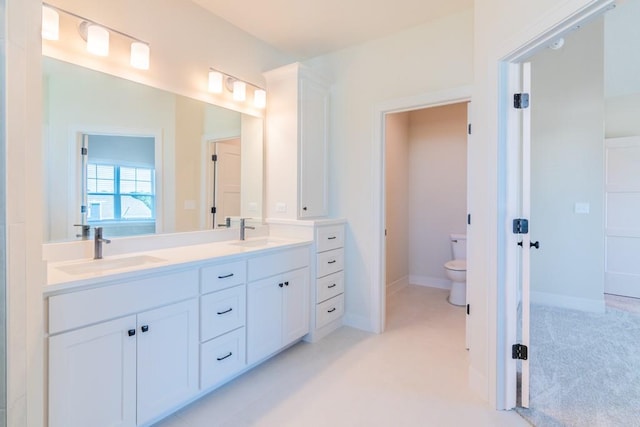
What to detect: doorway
<box><xmin>205</xmin><ymin>137</ymin><xmax>241</xmax><ymax>229</ymax></box>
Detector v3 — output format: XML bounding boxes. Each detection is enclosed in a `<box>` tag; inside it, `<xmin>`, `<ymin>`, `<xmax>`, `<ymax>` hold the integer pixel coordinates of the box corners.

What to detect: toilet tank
<box><xmin>450</xmin><ymin>234</ymin><xmax>467</xmax><ymax>260</ymax></box>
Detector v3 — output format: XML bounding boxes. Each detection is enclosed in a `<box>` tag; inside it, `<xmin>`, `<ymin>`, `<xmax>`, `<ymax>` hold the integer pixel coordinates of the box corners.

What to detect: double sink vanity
<box><xmin>45</xmin><ymin>221</ymin><xmax>346</xmax><ymax>427</ymax></box>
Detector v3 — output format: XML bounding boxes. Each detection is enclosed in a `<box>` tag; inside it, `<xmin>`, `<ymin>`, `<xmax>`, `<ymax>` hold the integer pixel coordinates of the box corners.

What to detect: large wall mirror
<box><xmin>43</xmin><ymin>56</ymin><xmax>264</xmax><ymax>243</ymax></box>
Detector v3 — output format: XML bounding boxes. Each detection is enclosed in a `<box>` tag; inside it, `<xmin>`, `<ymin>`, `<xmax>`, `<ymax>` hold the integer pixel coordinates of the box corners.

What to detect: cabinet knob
<box><xmin>141</xmin><ymin>325</ymin><xmax>149</xmax><ymax>333</ymax></box>
<box><xmin>128</xmin><ymin>329</ymin><xmax>136</xmax><ymax>337</ymax></box>
<box><xmin>284</xmin><ymin>281</ymin><xmax>289</xmax><ymax>286</ymax></box>
<box><xmin>278</xmin><ymin>283</ymin><xmax>284</xmax><ymax>288</ymax></box>
<box><xmin>303</xmin><ymin>206</ymin><xmax>308</xmax><ymax>211</ymax></box>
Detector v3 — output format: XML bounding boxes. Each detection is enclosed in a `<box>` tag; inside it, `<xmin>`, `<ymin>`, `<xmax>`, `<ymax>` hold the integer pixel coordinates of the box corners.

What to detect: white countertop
<box><xmin>45</xmin><ymin>236</ymin><xmax>313</xmax><ymax>295</ymax></box>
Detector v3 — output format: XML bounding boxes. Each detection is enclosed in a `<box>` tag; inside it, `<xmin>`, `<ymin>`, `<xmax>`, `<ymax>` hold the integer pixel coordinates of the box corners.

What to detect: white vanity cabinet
<box><xmin>265</xmin><ymin>62</ymin><xmax>330</xmax><ymax>220</ymax></box>
<box><xmin>307</xmin><ymin>223</ymin><xmax>346</xmax><ymax>342</ymax></box>
<box><xmin>48</xmin><ymin>270</ymin><xmax>199</xmax><ymax>427</ymax></box>
<box><xmin>199</xmin><ymin>260</ymin><xmax>247</xmax><ymax>390</ymax></box>
<box><xmin>247</xmin><ymin>246</ymin><xmax>310</xmax><ymax>364</ymax></box>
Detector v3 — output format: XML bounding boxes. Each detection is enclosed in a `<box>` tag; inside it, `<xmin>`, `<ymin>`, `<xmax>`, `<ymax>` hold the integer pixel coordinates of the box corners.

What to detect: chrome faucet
<box><xmin>239</xmin><ymin>218</ymin><xmax>255</xmax><ymax>241</ymax></box>
<box><xmin>94</xmin><ymin>227</ymin><xmax>111</xmax><ymax>259</ymax></box>
<box><xmin>74</xmin><ymin>224</ymin><xmax>91</xmax><ymax>240</ymax></box>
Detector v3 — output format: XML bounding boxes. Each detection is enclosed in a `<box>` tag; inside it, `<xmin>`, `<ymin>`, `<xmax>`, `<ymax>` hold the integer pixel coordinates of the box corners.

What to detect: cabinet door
<box><xmin>298</xmin><ymin>76</ymin><xmax>329</xmax><ymax>218</ymax></box>
<box><xmin>49</xmin><ymin>315</ymin><xmax>137</xmax><ymax>427</ymax></box>
<box><xmin>137</xmin><ymin>299</ymin><xmax>199</xmax><ymax>425</ymax></box>
<box><xmin>247</xmin><ymin>276</ymin><xmax>283</xmax><ymax>365</ymax></box>
<box><xmin>282</xmin><ymin>267</ymin><xmax>310</xmax><ymax>344</ymax></box>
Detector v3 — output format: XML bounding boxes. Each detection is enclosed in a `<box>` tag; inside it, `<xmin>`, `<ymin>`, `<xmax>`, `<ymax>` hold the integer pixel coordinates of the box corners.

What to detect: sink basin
<box><xmin>56</xmin><ymin>255</ymin><xmax>166</xmax><ymax>275</ymax></box>
<box><xmin>230</xmin><ymin>238</ymin><xmax>286</xmax><ymax>248</ymax></box>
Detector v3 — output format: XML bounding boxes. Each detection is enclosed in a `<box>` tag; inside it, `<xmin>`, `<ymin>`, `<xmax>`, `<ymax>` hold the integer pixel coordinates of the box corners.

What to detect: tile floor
<box><xmin>154</xmin><ymin>285</ymin><xmax>528</xmax><ymax>427</ymax></box>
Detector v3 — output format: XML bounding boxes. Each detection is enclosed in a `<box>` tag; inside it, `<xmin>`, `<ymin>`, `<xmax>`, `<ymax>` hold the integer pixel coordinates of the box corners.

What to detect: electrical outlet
<box><xmin>275</xmin><ymin>202</ymin><xmax>287</xmax><ymax>213</ymax></box>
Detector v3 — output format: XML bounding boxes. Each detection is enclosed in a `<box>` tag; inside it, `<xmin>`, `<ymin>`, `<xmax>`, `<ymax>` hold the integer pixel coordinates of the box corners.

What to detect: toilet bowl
<box><xmin>444</xmin><ymin>234</ymin><xmax>467</xmax><ymax>306</ymax></box>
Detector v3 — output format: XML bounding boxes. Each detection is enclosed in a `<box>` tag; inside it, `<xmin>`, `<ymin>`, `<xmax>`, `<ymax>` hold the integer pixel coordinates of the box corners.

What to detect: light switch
<box><xmin>248</xmin><ymin>202</ymin><xmax>258</xmax><ymax>212</ymax></box>
<box><xmin>574</xmin><ymin>202</ymin><xmax>590</xmax><ymax>214</ymax></box>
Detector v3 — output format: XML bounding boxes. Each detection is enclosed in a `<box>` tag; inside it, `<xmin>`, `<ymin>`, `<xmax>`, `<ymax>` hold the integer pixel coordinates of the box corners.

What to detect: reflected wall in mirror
<box><xmin>43</xmin><ymin>56</ymin><xmax>263</xmax><ymax>242</ymax></box>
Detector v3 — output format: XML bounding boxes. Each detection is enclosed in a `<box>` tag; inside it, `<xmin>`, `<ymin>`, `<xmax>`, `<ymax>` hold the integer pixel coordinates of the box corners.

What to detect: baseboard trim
<box><xmin>530</xmin><ymin>291</ymin><xmax>605</xmax><ymax>313</ymax></box>
<box><xmin>386</xmin><ymin>275</ymin><xmax>409</xmax><ymax>296</ymax></box>
<box><xmin>410</xmin><ymin>275</ymin><xmax>451</xmax><ymax>290</ymax></box>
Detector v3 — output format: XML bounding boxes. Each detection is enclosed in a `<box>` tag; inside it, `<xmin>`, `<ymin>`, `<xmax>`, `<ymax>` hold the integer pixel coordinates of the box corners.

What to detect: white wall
<box><xmin>385</xmin><ymin>112</ymin><xmax>410</xmax><ymax>292</ymax></box>
<box><xmin>306</xmin><ymin>6</ymin><xmax>474</xmax><ymax>330</ymax></box>
<box><xmin>530</xmin><ymin>19</ymin><xmax>605</xmax><ymax>312</ymax></box>
<box><xmin>408</xmin><ymin>103</ymin><xmax>468</xmax><ymax>287</ymax></box>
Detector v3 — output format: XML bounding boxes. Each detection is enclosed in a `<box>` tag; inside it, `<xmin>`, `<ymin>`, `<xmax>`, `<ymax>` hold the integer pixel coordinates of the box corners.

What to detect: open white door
<box><xmin>515</xmin><ymin>62</ymin><xmax>532</xmax><ymax>408</ymax></box>
<box><xmin>206</xmin><ymin>138</ymin><xmax>241</xmax><ymax>228</ymax></box>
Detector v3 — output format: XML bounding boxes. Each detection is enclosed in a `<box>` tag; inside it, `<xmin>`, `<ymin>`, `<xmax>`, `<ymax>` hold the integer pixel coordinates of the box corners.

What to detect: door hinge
<box><xmin>80</xmin><ymin>205</ymin><xmax>87</xmax><ymax>214</ymax></box>
<box><xmin>468</xmin><ymin>123</ymin><xmax>472</xmax><ymax>135</ymax></box>
<box><xmin>512</xmin><ymin>218</ymin><xmax>529</xmax><ymax>234</ymax></box>
<box><xmin>512</xmin><ymin>344</ymin><xmax>528</xmax><ymax>360</ymax></box>
<box><xmin>81</xmin><ymin>147</ymin><xmax>88</xmax><ymax>155</ymax></box>
<box><xmin>211</xmin><ymin>206</ymin><xmax>216</xmax><ymax>214</ymax></box>
<box><xmin>211</xmin><ymin>154</ymin><xmax>218</xmax><ymax>162</ymax></box>
<box><xmin>514</xmin><ymin>93</ymin><xmax>530</xmax><ymax>109</ymax></box>
<box><xmin>467</xmin><ymin>214</ymin><xmax>471</xmax><ymax>225</ymax></box>
<box><xmin>466</xmin><ymin>304</ymin><xmax>470</xmax><ymax>315</ymax></box>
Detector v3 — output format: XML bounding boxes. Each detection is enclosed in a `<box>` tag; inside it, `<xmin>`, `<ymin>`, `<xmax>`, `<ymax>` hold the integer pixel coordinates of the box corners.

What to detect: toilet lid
<box><xmin>445</xmin><ymin>260</ymin><xmax>466</xmax><ymax>271</ymax></box>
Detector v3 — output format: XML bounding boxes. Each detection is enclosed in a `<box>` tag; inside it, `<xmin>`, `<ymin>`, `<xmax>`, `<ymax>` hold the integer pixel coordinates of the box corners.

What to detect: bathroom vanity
<box><xmin>45</xmin><ymin>214</ymin><xmax>348</xmax><ymax>427</ymax></box>
<box><xmin>45</xmin><ymin>238</ymin><xmax>315</xmax><ymax>427</ymax></box>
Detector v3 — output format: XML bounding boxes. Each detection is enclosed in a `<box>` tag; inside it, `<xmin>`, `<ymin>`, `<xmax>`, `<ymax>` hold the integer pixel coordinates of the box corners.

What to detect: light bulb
<box><xmin>208</xmin><ymin>71</ymin><xmax>223</xmax><ymax>93</ymax></box>
<box><xmin>130</xmin><ymin>42</ymin><xmax>150</xmax><ymax>70</ymax></box>
<box><xmin>42</xmin><ymin>6</ymin><xmax>59</xmax><ymax>41</ymax></box>
<box><xmin>254</xmin><ymin>89</ymin><xmax>266</xmax><ymax>108</ymax></box>
<box><xmin>233</xmin><ymin>80</ymin><xmax>246</xmax><ymax>101</ymax></box>
<box><xmin>87</xmin><ymin>24</ymin><xmax>109</xmax><ymax>56</ymax></box>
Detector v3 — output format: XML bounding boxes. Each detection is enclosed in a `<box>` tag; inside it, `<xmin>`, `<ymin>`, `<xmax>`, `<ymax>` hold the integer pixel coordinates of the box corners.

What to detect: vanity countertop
<box><xmin>45</xmin><ymin>236</ymin><xmax>313</xmax><ymax>295</ymax></box>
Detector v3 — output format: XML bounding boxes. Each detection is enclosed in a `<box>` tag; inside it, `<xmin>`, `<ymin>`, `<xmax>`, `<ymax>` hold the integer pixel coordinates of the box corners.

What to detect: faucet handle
<box><xmin>73</xmin><ymin>224</ymin><xmax>91</xmax><ymax>239</ymax></box>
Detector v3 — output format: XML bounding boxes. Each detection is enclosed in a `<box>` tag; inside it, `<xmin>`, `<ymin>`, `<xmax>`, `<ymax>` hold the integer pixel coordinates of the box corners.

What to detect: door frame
<box><xmin>371</xmin><ymin>85</ymin><xmax>472</xmax><ymax>334</ymax></box>
<box><xmin>497</xmin><ymin>0</ymin><xmax>614</xmax><ymax>409</ymax></box>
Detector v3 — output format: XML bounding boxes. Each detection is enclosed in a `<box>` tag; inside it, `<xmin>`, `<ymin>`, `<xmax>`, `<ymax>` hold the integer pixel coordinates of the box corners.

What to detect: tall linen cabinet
<box><xmin>264</xmin><ymin>63</ymin><xmax>330</xmax><ymax>220</ymax></box>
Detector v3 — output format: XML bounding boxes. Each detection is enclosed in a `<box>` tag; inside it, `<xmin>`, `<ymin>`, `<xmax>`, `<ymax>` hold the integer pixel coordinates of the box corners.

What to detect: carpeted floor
<box><xmin>516</xmin><ymin>298</ymin><xmax>640</xmax><ymax>426</ymax></box>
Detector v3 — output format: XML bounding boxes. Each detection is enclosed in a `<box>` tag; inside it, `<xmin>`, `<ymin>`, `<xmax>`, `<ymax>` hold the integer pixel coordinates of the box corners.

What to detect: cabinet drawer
<box><xmin>248</xmin><ymin>246</ymin><xmax>310</xmax><ymax>282</ymax></box>
<box><xmin>316</xmin><ymin>225</ymin><xmax>344</xmax><ymax>252</ymax></box>
<box><xmin>316</xmin><ymin>271</ymin><xmax>344</xmax><ymax>303</ymax></box>
<box><xmin>200</xmin><ymin>285</ymin><xmax>246</xmax><ymax>341</ymax></box>
<box><xmin>49</xmin><ymin>270</ymin><xmax>198</xmax><ymax>335</ymax></box>
<box><xmin>316</xmin><ymin>248</ymin><xmax>344</xmax><ymax>278</ymax></box>
<box><xmin>200</xmin><ymin>328</ymin><xmax>246</xmax><ymax>390</ymax></box>
<box><xmin>316</xmin><ymin>294</ymin><xmax>344</xmax><ymax>329</ymax></box>
<box><xmin>201</xmin><ymin>260</ymin><xmax>246</xmax><ymax>294</ymax></box>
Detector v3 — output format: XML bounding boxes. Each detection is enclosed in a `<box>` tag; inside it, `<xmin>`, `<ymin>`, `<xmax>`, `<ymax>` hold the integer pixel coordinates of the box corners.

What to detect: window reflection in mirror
<box><xmin>82</xmin><ymin>134</ymin><xmax>157</xmax><ymax>237</ymax></box>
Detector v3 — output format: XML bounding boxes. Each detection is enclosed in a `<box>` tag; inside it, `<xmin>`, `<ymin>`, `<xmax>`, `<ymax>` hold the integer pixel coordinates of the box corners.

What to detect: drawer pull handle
<box><xmin>328</xmin><ymin>236</ymin><xmax>337</xmax><ymax>240</ymax></box>
<box><xmin>141</xmin><ymin>325</ymin><xmax>149</xmax><ymax>333</ymax></box>
<box><xmin>328</xmin><ymin>260</ymin><xmax>337</xmax><ymax>264</ymax></box>
<box><xmin>218</xmin><ymin>273</ymin><xmax>234</xmax><ymax>279</ymax></box>
<box><xmin>128</xmin><ymin>329</ymin><xmax>136</xmax><ymax>337</ymax></box>
<box><xmin>217</xmin><ymin>352</ymin><xmax>233</xmax><ymax>361</ymax></box>
<box><xmin>217</xmin><ymin>308</ymin><xmax>233</xmax><ymax>315</ymax></box>
<box><xmin>328</xmin><ymin>284</ymin><xmax>337</xmax><ymax>288</ymax></box>
<box><xmin>327</xmin><ymin>308</ymin><xmax>337</xmax><ymax>313</ymax></box>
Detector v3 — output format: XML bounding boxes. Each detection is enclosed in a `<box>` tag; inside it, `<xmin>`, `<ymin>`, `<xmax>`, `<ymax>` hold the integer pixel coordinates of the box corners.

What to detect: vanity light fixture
<box><xmin>254</xmin><ymin>89</ymin><xmax>266</xmax><ymax>109</ymax></box>
<box><xmin>233</xmin><ymin>80</ymin><xmax>247</xmax><ymax>101</ymax></box>
<box><xmin>208</xmin><ymin>67</ymin><xmax>265</xmax><ymax>108</ymax></box>
<box><xmin>42</xmin><ymin>5</ymin><xmax>59</xmax><ymax>40</ymax></box>
<box><xmin>86</xmin><ymin>24</ymin><xmax>109</xmax><ymax>56</ymax></box>
<box><xmin>208</xmin><ymin>70</ymin><xmax>224</xmax><ymax>93</ymax></box>
<box><xmin>130</xmin><ymin>41</ymin><xmax>150</xmax><ymax>70</ymax></box>
<box><xmin>42</xmin><ymin>2</ymin><xmax>151</xmax><ymax>69</ymax></box>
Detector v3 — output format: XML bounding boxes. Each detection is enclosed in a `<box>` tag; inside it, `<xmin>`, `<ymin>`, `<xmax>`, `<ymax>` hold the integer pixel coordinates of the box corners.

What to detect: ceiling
<box><xmin>190</xmin><ymin>0</ymin><xmax>474</xmax><ymax>59</ymax></box>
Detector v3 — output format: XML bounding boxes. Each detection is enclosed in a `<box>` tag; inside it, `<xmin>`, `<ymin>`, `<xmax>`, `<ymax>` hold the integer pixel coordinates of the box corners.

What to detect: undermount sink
<box><xmin>56</xmin><ymin>255</ymin><xmax>166</xmax><ymax>275</ymax></box>
<box><xmin>230</xmin><ymin>238</ymin><xmax>286</xmax><ymax>248</ymax></box>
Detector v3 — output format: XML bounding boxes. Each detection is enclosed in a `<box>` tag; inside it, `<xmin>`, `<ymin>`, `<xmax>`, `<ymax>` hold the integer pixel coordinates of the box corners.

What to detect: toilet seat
<box><xmin>444</xmin><ymin>260</ymin><xmax>466</xmax><ymax>271</ymax></box>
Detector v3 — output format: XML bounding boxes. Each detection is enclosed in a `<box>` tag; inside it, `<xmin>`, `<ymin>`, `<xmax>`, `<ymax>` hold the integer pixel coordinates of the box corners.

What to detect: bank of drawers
<box><xmin>314</xmin><ymin>225</ymin><xmax>345</xmax><ymax>329</ymax></box>
<box><xmin>199</xmin><ymin>260</ymin><xmax>247</xmax><ymax>390</ymax></box>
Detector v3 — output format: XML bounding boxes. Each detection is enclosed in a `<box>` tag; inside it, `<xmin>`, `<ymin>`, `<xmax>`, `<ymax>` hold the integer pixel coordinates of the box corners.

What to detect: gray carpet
<box><xmin>516</xmin><ymin>302</ymin><xmax>640</xmax><ymax>427</ymax></box>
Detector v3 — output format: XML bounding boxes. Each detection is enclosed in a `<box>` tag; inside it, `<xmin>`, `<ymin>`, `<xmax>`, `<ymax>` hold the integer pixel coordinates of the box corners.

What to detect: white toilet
<box><xmin>444</xmin><ymin>234</ymin><xmax>467</xmax><ymax>306</ymax></box>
